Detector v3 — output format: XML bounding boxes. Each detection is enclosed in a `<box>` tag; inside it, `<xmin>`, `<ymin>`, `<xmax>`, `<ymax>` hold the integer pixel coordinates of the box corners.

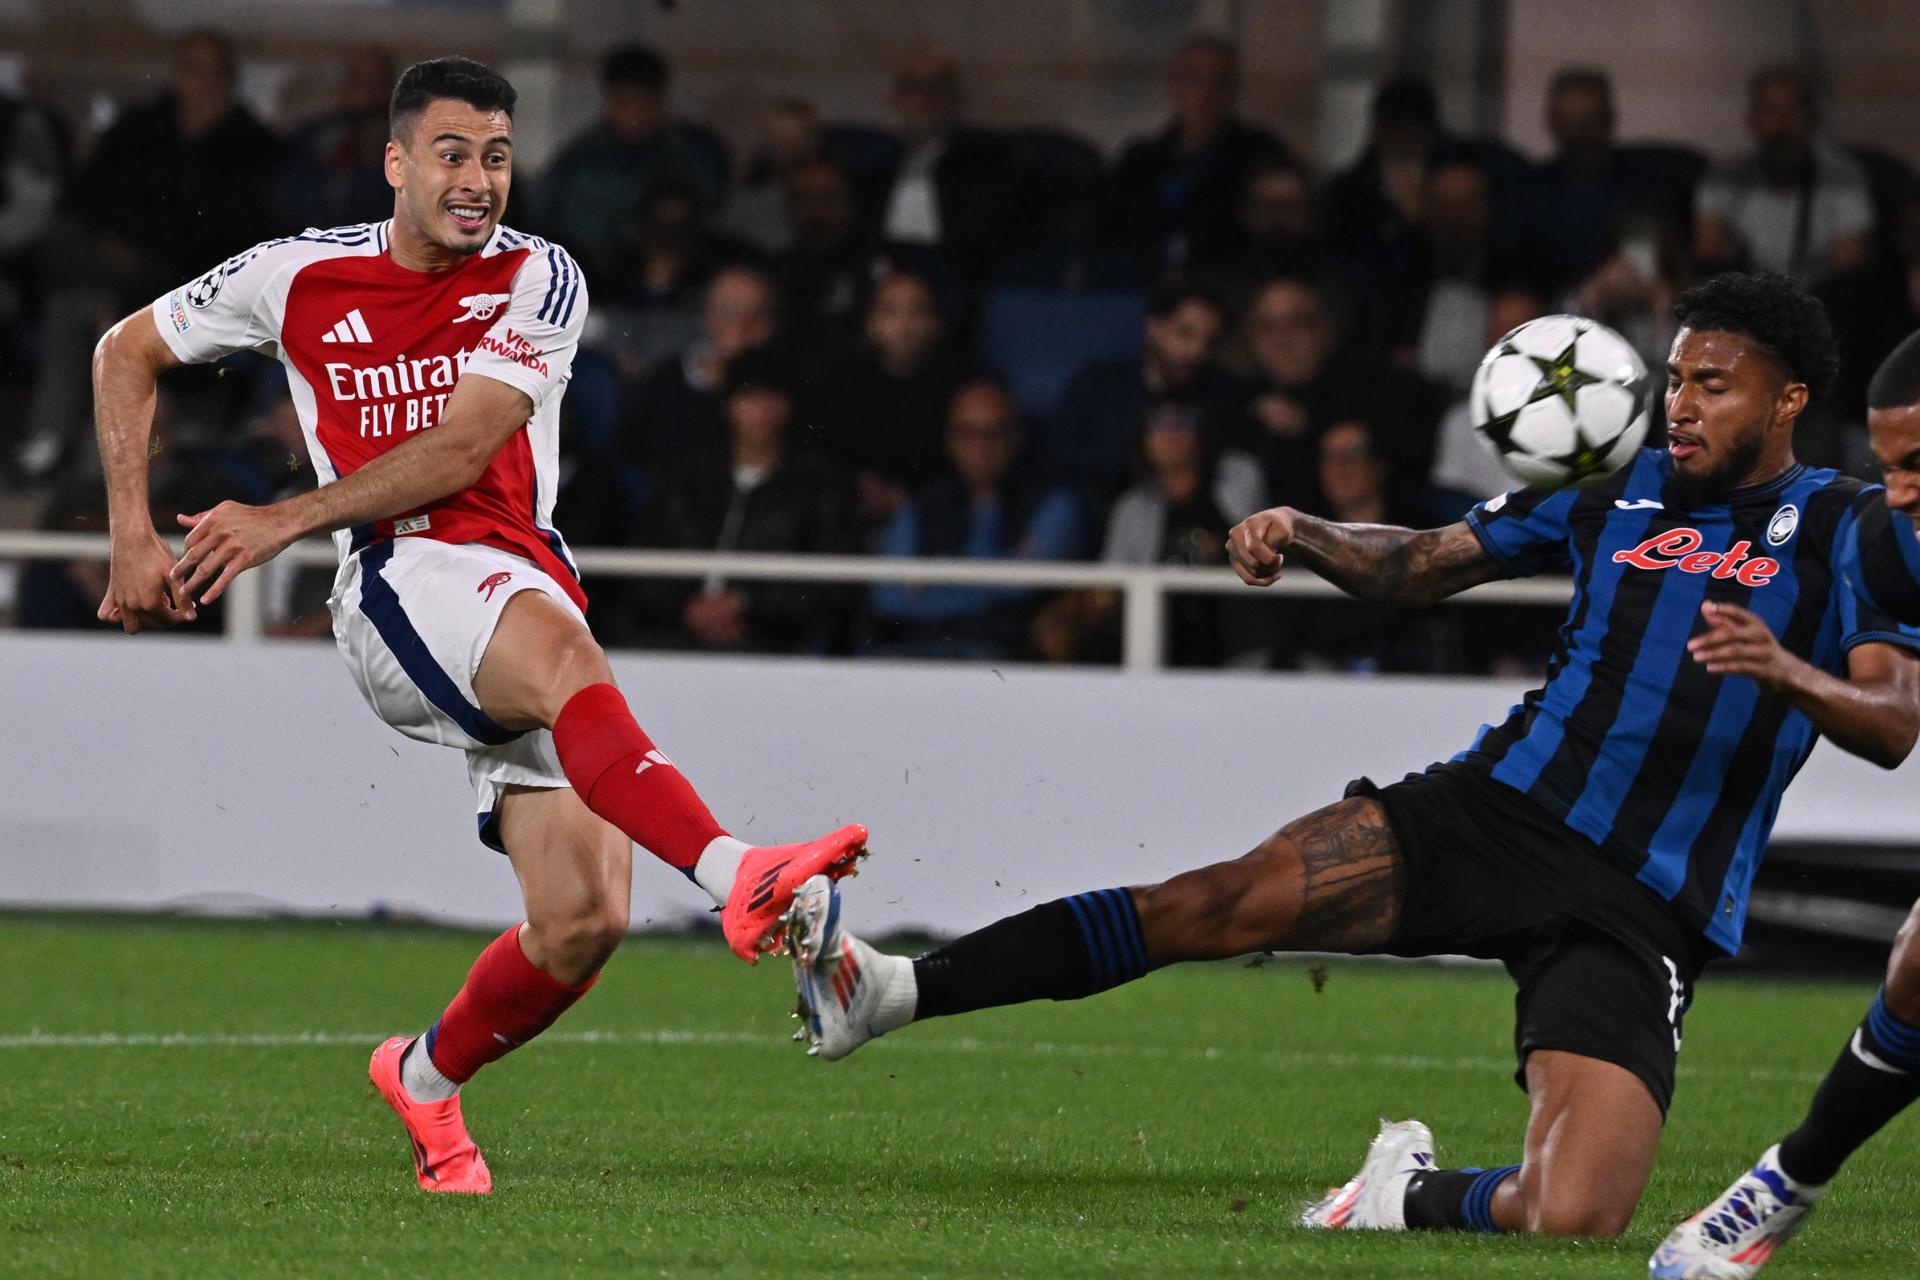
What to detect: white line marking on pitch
<box><xmin>0</xmin><ymin>1027</ymin><xmax>1824</xmax><ymax>1084</ymax></box>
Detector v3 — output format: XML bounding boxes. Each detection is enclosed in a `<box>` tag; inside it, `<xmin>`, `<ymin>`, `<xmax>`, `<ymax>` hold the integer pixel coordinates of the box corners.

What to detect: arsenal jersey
<box><xmin>150</xmin><ymin>219</ymin><xmax>588</xmax><ymax>609</ymax></box>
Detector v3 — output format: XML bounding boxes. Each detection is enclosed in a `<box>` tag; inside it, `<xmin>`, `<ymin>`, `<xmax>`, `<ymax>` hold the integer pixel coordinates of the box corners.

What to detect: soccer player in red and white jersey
<box><xmin>90</xmin><ymin>56</ymin><xmax>868</xmax><ymax>1195</ymax></box>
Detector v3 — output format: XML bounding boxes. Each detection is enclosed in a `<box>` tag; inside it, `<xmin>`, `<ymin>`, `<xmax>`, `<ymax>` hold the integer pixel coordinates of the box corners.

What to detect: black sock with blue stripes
<box><xmin>911</xmin><ymin>888</ymin><xmax>1151</xmax><ymax>1019</ymax></box>
<box><xmin>1402</xmin><ymin>1164</ymin><xmax>1520</xmax><ymax>1231</ymax></box>
<box><xmin>1776</xmin><ymin>986</ymin><xmax>1920</xmax><ymax>1186</ymax></box>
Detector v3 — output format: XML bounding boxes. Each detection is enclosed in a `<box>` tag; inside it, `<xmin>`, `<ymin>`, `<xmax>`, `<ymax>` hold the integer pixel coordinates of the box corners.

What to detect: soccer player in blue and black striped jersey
<box><xmin>779</xmin><ymin>271</ymin><xmax>1920</xmax><ymax>1242</ymax></box>
<box><xmin>1651</xmin><ymin>327</ymin><xmax>1920</xmax><ymax>1278</ymax></box>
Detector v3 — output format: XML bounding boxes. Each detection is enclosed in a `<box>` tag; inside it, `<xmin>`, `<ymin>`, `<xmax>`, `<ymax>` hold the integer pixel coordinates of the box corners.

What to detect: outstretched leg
<box><xmin>475</xmin><ymin>589</ymin><xmax>866</xmax><ymax>960</ymax></box>
<box><xmin>789</xmin><ymin>797</ymin><xmax>1403</xmax><ymax>1058</ymax></box>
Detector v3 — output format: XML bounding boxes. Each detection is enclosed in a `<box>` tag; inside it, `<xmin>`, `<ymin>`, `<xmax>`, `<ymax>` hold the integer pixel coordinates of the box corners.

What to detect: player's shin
<box><xmin>1774</xmin><ymin>985</ymin><xmax>1920</xmax><ymax>1185</ymax></box>
<box><xmin>912</xmin><ymin>888</ymin><xmax>1153</xmax><ymax>1020</ymax></box>
<box><xmin>408</xmin><ymin>924</ymin><xmax>599</xmax><ymax>1098</ymax></box>
<box><xmin>551</xmin><ymin>683</ymin><xmax>731</xmax><ymax>891</ymax></box>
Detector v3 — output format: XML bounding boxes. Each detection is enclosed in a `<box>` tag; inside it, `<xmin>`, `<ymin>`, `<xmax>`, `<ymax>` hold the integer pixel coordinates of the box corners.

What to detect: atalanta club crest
<box><xmin>1766</xmin><ymin>504</ymin><xmax>1799</xmax><ymax>547</ymax></box>
<box><xmin>184</xmin><ymin>262</ymin><xmax>226</xmax><ymax>309</ymax></box>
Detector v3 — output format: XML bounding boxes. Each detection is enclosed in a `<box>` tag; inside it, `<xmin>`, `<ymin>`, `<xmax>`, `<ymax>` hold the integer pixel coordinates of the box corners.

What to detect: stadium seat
<box><xmin>978</xmin><ymin>286</ymin><xmax>1145</xmax><ymax>418</ymax></box>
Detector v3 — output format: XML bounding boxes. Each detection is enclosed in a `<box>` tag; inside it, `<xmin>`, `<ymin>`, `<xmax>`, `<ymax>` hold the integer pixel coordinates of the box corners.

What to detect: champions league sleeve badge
<box><xmin>184</xmin><ymin>261</ymin><xmax>227</xmax><ymax>309</ymax></box>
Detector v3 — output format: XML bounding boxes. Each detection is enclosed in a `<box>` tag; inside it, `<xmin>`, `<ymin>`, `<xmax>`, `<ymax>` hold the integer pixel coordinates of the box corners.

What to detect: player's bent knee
<box><xmin>1525</xmin><ymin>1195</ymin><xmax>1634</xmax><ymax>1238</ymax></box>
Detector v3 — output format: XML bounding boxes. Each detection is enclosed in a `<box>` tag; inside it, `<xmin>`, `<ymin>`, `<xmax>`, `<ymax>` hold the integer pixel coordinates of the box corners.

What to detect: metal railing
<box><xmin>0</xmin><ymin>530</ymin><xmax>1574</xmax><ymax>672</ymax></box>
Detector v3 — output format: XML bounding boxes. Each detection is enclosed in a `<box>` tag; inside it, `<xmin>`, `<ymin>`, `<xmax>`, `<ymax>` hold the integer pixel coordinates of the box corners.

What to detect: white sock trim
<box><xmin>400</xmin><ymin>1036</ymin><xmax>460</xmax><ymax>1101</ymax></box>
<box><xmin>692</xmin><ymin>835</ymin><xmax>751</xmax><ymax>907</ymax></box>
<box><xmin>870</xmin><ymin>951</ymin><xmax>918</xmax><ymax>1035</ymax></box>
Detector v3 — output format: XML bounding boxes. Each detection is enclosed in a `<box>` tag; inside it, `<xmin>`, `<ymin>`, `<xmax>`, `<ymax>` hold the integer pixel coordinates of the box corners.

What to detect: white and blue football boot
<box><xmin>786</xmin><ymin>874</ymin><xmax>913</xmax><ymax>1061</ymax></box>
<box><xmin>1649</xmin><ymin>1145</ymin><xmax>1823</xmax><ymax>1279</ymax></box>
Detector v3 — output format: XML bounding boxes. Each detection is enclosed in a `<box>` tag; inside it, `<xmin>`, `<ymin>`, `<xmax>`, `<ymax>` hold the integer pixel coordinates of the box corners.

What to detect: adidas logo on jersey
<box><xmin>320</xmin><ymin>309</ymin><xmax>374</xmax><ymax>344</ymax></box>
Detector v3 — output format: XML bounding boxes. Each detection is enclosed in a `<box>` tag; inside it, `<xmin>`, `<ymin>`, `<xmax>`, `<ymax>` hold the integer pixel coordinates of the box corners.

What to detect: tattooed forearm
<box><xmin>1277</xmin><ymin>798</ymin><xmax>1404</xmax><ymax>951</ymax></box>
<box><xmin>1284</xmin><ymin>517</ymin><xmax>1503</xmax><ymax>607</ymax></box>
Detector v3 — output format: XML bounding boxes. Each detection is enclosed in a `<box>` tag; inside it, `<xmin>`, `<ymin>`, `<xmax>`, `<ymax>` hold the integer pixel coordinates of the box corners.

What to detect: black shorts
<box><xmin>1347</xmin><ymin>761</ymin><xmax>1716</xmax><ymax>1116</ymax></box>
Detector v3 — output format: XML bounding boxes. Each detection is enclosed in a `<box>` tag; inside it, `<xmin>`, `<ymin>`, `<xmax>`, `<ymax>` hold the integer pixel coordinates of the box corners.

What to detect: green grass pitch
<box><xmin>3</xmin><ymin>913</ymin><xmax>1915</xmax><ymax>1278</ymax></box>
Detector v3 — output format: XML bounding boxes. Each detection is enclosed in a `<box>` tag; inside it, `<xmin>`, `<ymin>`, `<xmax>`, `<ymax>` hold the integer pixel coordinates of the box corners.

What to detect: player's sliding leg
<box><xmin>474</xmin><ymin>589</ymin><xmax>867</xmax><ymax>962</ymax></box>
<box><xmin>1303</xmin><ymin>1050</ymin><xmax>1662</xmax><ymax>1236</ymax></box>
<box><xmin>370</xmin><ymin>785</ymin><xmax>623</xmax><ymax>1194</ymax></box>
<box><xmin>1650</xmin><ymin>900</ymin><xmax>1920</xmax><ymax>1279</ymax></box>
<box><xmin>788</xmin><ymin>797</ymin><xmax>1403</xmax><ymax>1059</ymax></box>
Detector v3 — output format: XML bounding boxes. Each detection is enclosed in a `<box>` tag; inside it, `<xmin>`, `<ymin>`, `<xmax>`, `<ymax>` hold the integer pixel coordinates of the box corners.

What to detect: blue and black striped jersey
<box><xmin>1831</xmin><ymin>486</ymin><xmax>1920</xmax><ymax>627</ymax></box>
<box><xmin>1460</xmin><ymin>448</ymin><xmax>1920</xmax><ymax>953</ymax></box>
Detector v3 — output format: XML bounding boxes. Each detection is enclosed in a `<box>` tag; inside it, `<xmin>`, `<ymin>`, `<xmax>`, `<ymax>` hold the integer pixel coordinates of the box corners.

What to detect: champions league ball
<box><xmin>1470</xmin><ymin>315</ymin><xmax>1649</xmax><ymax>489</ymax></box>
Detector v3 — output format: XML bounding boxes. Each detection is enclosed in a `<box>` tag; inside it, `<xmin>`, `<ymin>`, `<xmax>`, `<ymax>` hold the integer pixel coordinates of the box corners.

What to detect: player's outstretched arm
<box><xmin>1226</xmin><ymin>508</ymin><xmax>1505</xmax><ymax>608</ymax></box>
<box><xmin>170</xmin><ymin>373</ymin><xmax>534</xmax><ymax>605</ymax></box>
<box><xmin>92</xmin><ymin>308</ymin><xmax>196</xmax><ymax>632</ymax></box>
<box><xmin>1689</xmin><ymin>602</ymin><xmax>1920</xmax><ymax>768</ymax></box>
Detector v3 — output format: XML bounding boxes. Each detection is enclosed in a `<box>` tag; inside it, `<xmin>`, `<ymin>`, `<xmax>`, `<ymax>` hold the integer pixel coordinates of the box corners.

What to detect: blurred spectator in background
<box><xmin>1695</xmin><ymin>65</ymin><xmax>1873</xmax><ymax>286</ymax></box>
<box><xmin>273</xmin><ymin>44</ymin><xmax>394</xmax><ymax>232</ymax></box>
<box><xmin>538</xmin><ymin>45</ymin><xmax>721</xmax><ymax>283</ymax></box>
<box><xmin>1034</xmin><ymin>400</ymin><xmax>1264</xmax><ymax>667</ymax></box>
<box><xmin>626</xmin><ymin>264</ymin><xmax>780</xmax><ymax>469</ymax></box>
<box><xmin>813</xmin><ymin>269</ymin><xmax>972</xmax><ymax>532</ymax></box>
<box><xmin>869</xmin><ymin>376</ymin><xmax>1080</xmax><ymax>659</ymax></box>
<box><xmin>1191</xmin><ymin>155</ymin><xmax>1321</xmax><ymax>312</ymax></box>
<box><xmin>20</xmin><ymin>28</ymin><xmax>283</xmax><ymax>483</ymax></box>
<box><xmin>1523</xmin><ymin>67</ymin><xmax>1700</xmax><ymax>296</ymax></box>
<box><xmin>1045</xmin><ymin>281</ymin><xmax>1231</xmax><ymax>496</ymax></box>
<box><xmin>1101</xmin><ymin>34</ymin><xmax>1293</xmax><ymax>272</ymax></box>
<box><xmin>1292</xmin><ymin>418</ymin><xmax>1459</xmax><ymax>672</ymax></box>
<box><xmin>1821</xmin><ymin>193</ymin><xmax>1920</xmax><ymax>431</ymax></box>
<box><xmin>70</xmin><ymin>29</ymin><xmax>283</xmax><ymax>288</ymax></box>
<box><xmin>877</xmin><ymin>47</ymin><xmax>1021</xmax><ymax>282</ymax></box>
<box><xmin>1388</xmin><ymin>153</ymin><xmax>1542</xmax><ymax>392</ymax></box>
<box><xmin>722</xmin><ymin>97</ymin><xmax>823</xmax><ymax>254</ymax></box>
<box><xmin>638</xmin><ymin>346</ymin><xmax>857</xmax><ymax>653</ymax></box>
<box><xmin>775</xmin><ymin>157</ymin><xmax>884</xmax><ymax>361</ymax></box>
<box><xmin>0</xmin><ymin>77</ymin><xmax>67</xmax><ymax>367</ymax></box>
<box><xmin>1226</xmin><ymin>276</ymin><xmax>1443</xmax><ymax>511</ymax></box>
<box><xmin>602</xmin><ymin>177</ymin><xmax>752</xmax><ymax>318</ymax></box>
<box><xmin>1324</xmin><ymin>76</ymin><xmax>1444</xmax><ymax>273</ymax></box>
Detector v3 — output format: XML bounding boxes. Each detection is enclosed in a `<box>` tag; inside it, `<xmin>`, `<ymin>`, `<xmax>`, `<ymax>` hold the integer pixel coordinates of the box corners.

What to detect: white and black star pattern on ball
<box><xmin>1470</xmin><ymin>315</ymin><xmax>1649</xmax><ymax>490</ymax></box>
<box><xmin>183</xmin><ymin>263</ymin><xmax>227</xmax><ymax>309</ymax></box>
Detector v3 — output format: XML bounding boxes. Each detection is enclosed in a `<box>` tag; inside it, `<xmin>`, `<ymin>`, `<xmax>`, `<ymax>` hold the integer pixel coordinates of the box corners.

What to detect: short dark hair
<box><xmin>603</xmin><ymin>44</ymin><xmax>668</xmax><ymax>94</ymax></box>
<box><xmin>1548</xmin><ymin>65</ymin><xmax>1612</xmax><ymax>100</ymax></box>
<box><xmin>389</xmin><ymin>56</ymin><xmax>515</xmax><ymax>139</ymax></box>
<box><xmin>1372</xmin><ymin>75</ymin><xmax>1438</xmax><ymax>131</ymax></box>
<box><xmin>1671</xmin><ymin>272</ymin><xmax>1839</xmax><ymax>401</ymax></box>
<box><xmin>1868</xmin><ymin>329</ymin><xmax>1920</xmax><ymax>410</ymax></box>
<box><xmin>1148</xmin><ymin>280</ymin><xmax>1223</xmax><ymax>321</ymax></box>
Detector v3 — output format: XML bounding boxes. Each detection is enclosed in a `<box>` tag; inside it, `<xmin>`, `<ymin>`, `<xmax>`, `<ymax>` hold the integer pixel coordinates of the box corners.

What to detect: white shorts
<box><xmin>329</xmin><ymin>538</ymin><xmax>587</xmax><ymax>851</ymax></box>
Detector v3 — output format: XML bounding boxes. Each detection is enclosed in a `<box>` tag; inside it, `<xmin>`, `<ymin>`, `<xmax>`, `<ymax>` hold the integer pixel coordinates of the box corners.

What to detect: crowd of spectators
<box><xmin>4</xmin><ymin>29</ymin><xmax>1918</xmax><ymax>672</ymax></box>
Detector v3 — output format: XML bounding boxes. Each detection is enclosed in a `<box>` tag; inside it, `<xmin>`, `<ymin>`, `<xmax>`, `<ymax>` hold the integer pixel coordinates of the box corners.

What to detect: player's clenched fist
<box><xmin>1226</xmin><ymin>507</ymin><xmax>1298</xmax><ymax>587</ymax></box>
<box><xmin>171</xmin><ymin>500</ymin><xmax>298</xmax><ymax>606</ymax></box>
<box><xmin>99</xmin><ymin>528</ymin><xmax>196</xmax><ymax>632</ymax></box>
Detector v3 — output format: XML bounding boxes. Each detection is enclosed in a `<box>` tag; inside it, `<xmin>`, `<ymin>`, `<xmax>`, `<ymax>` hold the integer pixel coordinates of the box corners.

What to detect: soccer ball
<box><xmin>1470</xmin><ymin>315</ymin><xmax>1649</xmax><ymax>489</ymax></box>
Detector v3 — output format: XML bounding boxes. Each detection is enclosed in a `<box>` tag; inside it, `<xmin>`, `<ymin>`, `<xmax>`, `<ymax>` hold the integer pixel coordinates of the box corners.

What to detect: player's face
<box><xmin>1868</xmin><ymin>403</ymin><xmax>1920</xmax><ymax>524</ymax></box>
<box><xmin>387</xmin><ymin>99</ymin><xmax>512</xmax><ymax>259</ymax></box>
<box><xmin>1664</xmin><ymin>328</ymin><xmax>1805</xmax><ymax>504</ymax></box>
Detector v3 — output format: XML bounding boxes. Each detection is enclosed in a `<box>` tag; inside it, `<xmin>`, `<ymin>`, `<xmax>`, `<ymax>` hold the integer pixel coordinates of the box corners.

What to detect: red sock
<box><xmin>552</xmin><ymin>683</ymin><xmax>727</xmax><ymax>871</ymax></box>
<box><xmin>427</xmin><ymin>926</ymin><xmax>597</xmax><ymax>1083</ymax></box>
